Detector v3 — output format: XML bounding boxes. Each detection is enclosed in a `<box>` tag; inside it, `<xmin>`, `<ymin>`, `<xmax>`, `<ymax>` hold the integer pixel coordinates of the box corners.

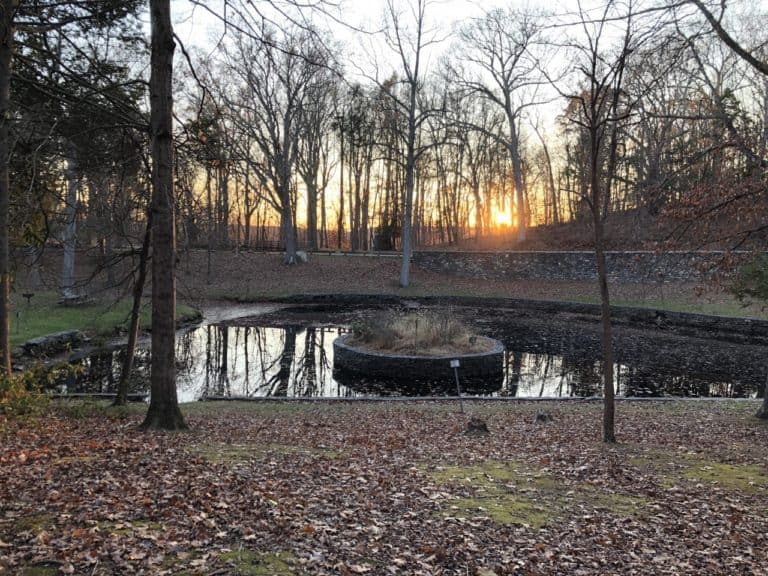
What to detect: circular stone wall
<box><xmin>333</xmin><ymin>334</ymin><xmax>505</xmax><ymax>387</ymax></box>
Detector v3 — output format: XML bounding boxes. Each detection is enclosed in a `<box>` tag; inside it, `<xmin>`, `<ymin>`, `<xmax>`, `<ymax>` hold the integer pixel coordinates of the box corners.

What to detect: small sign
<box><xmin>450</xmin><ymin>359</ymin><xmax>460</xmax><ymax>368</ymax></box>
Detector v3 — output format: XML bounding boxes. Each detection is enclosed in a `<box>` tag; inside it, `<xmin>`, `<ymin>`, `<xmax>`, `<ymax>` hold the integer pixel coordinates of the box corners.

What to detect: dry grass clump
<box><xmin>348</xmin><ymin>310</ymin><xmax>493</xmax><ymax>356</ymax></box>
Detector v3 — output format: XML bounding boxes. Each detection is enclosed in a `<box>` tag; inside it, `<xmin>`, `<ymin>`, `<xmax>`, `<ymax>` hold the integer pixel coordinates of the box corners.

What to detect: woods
<box><xmin>0</xmin><ymin>0</ymin><xmax>766</xmax><ymax>429</ymax></box>
<box><xmin>2</xmin><ymin>1</ymin><xmax>765</xmax><ymax>265</ymax></box>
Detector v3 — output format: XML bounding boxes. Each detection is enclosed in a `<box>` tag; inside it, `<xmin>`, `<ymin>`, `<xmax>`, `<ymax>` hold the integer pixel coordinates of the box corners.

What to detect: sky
<box><xmin>171</xmin><ymin>0</ymin><xmax>540</xmax><ymax>63</ymax></box>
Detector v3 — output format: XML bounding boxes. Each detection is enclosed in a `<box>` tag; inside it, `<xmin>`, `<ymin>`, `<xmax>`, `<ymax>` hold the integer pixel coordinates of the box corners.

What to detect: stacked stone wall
<box><xmin>413</xmin><ymin>251</ymin><xmax>753</xmax><ymax>283</ymax></box>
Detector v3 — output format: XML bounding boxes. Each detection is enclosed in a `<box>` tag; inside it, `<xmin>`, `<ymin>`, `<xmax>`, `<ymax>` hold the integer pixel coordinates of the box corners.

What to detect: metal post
<box><xmin>451</xmin><ymin>359</ymin><xmax>464</xmax><ymax>413</ymax></box>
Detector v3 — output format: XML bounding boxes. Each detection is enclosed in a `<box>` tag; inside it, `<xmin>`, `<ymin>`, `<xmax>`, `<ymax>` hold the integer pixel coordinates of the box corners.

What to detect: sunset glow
<box><xmin>493</xmin><ymin>208</ymin><xmax>514</xmax><ymax>228</ymax></box>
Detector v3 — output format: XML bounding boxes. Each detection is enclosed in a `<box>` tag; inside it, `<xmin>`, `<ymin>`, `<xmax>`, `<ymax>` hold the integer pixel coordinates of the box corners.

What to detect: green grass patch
<box><xmin>191</xmin><ymin>442</ymin><xmax>339</xmax><ymax>465</ymax></box>
<box><xmin>51</xmin><ymin>399</ymin><xmax>147</xmax><ymax>420</ymax></box>
<box><xmin>14</xmin><ymin>513</ymin><xmax>55</xmax><ymax>534</ymax></box>
<box><xmin>183</xmin><ymin>401</ymin><xmax>314</xmax><ymax>413</ymax></box>
<box><xmin>96</xmin><ymin>519</ymin><xmax>164</xmax><ymax>536</ymax></box>
<box><xmin>450</xmin><ymin>495</ymin><xmax>553</xmax><ymax>528</ymax></box>
<box><xmin>566</xmin><ymin>294</ymin><xmax>767</xmax><ymax>319</ymax></box>
<box><xmin>431</xmin><ymin>460</ymin><xmax>647</xmax><ymax>529</ymax></box>
<box><xmin>17</xmin><ymin>565</ymin><xmax>59</xmax><ymax>576</ymax></box>
<box><xmin>10</xmin><ymin>292</ymin><xmax>201</xmax><ymax>347</ymax></box>
<box><xmin>628</xmin><ymin>448</ymin><xmax>768</xmax><ymax>492</ymax></box>
<box><xmin>683</xmin><ymin>461</ymin><xmax>768</xmax><ymax>492</ymax></box>
<box><xmin>216</xmin><ymin>549</ymin><xmax>295</xmax><ymax>575</ymax></box>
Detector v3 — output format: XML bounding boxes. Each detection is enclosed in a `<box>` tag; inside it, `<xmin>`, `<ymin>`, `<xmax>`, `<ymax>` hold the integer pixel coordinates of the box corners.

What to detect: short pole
<box><xmin>450</xmin><ymin>359</ymin><xmax>464</xmax><ymax>413</ymax></box>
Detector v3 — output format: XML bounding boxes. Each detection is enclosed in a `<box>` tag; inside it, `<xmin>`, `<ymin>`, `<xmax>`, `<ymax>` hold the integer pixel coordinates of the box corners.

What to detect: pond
<box><xmin>59</xmin><ymin>304</ymin><xmax>768</xmax><ymax>400</ymax></box>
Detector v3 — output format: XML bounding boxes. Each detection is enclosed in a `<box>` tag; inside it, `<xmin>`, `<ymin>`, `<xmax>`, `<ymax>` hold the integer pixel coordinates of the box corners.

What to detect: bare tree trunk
<box><xmin>62</xmin><ymin>150</ymin><xmax>79</xmax><ymax>299</ymax></box>
<box><xmin>141</xmin><ymin>0</ymin><xmax>186</xmax><ymax>430</ymax></box>
<box><xmin>594</xmin><ymin>205</ymin><xmax>615</xmax><ymax>442</ymax></box>
<box><xmin>205</xmin><ymin>166</ymin><xmax>213</xmax><ymax>284</ymax></box>
<box><xmin>114</xmin><ymin>212</ymin><xmax>151</xmax><ymax>406</ymax></box>
<box><xmin>217</xmin><ymin>163</ymin><xmax>229</xmax><ymax>247</ymax></box>
<box><xmin>320</xmin><ymin>183</ymin><xmax>327</xmax><ymax>248</ymax></box>
<box><xmin>399</xmin><ymin>106</ymin><xmax>416</xmax><ymax>287</ymax></box>
<box><xmin>508</xmin><ymin>121</ymin><xmax>526</xmax><ymax>243</ymax></box>
<box><xmin>306</xmin><ymin>181</ymin><xmax>318</xmax><ymax>251</ymax></box>
<box><xmin>337</xmin><ymin>128</ymin><xmax>344</xmax><ymax>249</ymax></box>
<box><xmin>757</xmin><ymin>373</ymin><xmax>768</xmax><ymax>419</ymax></box>
<box><xmin>591</xmin><ymin>118</ymin><xmax>615</xmax><ymax>443</ymax></box>
<box><xmin>0</xmin><ymin>0</ymin><xmax>12</xmax><ymax>374</ymax></box>
<box><xmin>532</xmin><ymin>123</ymin><xmax>559</xmax><ymax>225</ymax></box>
<box><xmin>282</xmin><ymin>198</ymin><xmax>298</xmax><ymax>263</ymax></box>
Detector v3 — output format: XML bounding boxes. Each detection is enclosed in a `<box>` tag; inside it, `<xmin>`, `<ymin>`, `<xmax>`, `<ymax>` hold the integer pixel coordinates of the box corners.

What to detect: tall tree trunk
<box><xmin>141</xmin><ymin>0</ymin><xmax>186</xmax><ymax>430</ymax></box>
<box><xmin>306</xmin><ymin>181</ymin><xmax>318</xmax><ymax>251</ymax></box>
<box><xmin>217</xmin><ymin>164</ymin><xmax>229</xmax><ymax>248</ymax></box>
<box><xmin>320</xmin><ymin>183</ymin><xmax>327</xmax><ymax>248</ymax></box>
<box><xmin>0</xmin><ymin>0</ymin><xmax>12</xmax><ymax>374</ymax></box>
<box><xmin>205</xmin><ymin>167</ymin><xmax>213</xmax><ymax>284</ymax></box>
<box><xmin>758</xmin><ymin>374</ymin><xmax>768</xmax><ymax>419</ymax></box>
<box><xmin>399</xmin><ymin>86</ymin><xmax>417</xmax><ymax>288</ymax></box>
<box><xmin>337</xmin><ymin>128</ymin><xmax>344</xmax><ymax>249</ymax></box>
<box><xmin>532</xmin><ymin>123</ymin><xmax>559</xmax><ymax>225</ymax></box>
<box><xmin>508</xmin><ymin>119</ymin><xmax>526</xmax><ymax>243</ymax></box>
<box><xmin>114</xmin><ymin>212</ymin><xmax>151</xmax><ymax>406</ymax></box>
<box><xmin>591</xmin><ymin>132</ymin><xmax>615</xmax><ymax>443</ymax></box>
<box><xmin>361</xmin><ymin>147</ymin><xmax>372</xmax><ymax>251</ymax></box>
<box><xmin>62</xmin><ymin>150</ymin><xmax>79</xmax><ymax>299</ymax></box>
<box><xmin>281</xmin><ymin>181</ymin><xmax>297</xmax><ymax>264</ymax></box>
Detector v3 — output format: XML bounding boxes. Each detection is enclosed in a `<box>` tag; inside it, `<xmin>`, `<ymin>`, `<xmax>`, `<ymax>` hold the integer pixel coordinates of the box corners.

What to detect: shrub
<box><xmin>0</xmin><ymin>367</ymin><xmax>52</xmax><ymax>417</ymax></box>
<box><xmin>349</xmin><ymin>310</ymin><xmax>484</xmax><ymax>354</ymax></box>
<box><xmin>732</xmin><ymin>255</ymin><xmax>768</xmax><ymax>304</ymax></box>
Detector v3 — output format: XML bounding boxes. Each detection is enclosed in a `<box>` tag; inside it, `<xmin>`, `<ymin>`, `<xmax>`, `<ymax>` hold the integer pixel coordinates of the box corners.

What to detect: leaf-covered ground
<box><xmin>1</xmin><ymin>400</ymin><xmax>767</xmax><ymax>575</ymax></box>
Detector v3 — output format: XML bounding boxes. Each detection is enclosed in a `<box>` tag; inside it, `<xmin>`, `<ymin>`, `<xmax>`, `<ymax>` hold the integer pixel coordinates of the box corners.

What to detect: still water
<box><xmin>63</xmin><ymin>310</ymin><xmax>767</xmax><ymax>400</ymax></box>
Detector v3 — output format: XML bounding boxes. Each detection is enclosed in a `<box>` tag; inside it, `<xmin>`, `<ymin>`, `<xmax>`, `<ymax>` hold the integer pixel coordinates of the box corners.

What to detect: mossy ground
<box><xmin>13</xmin><ymin>513</ymin><xmax>55</xmax><ymax>534</ymax></box>
<box><xmin>192</xmin><ymin>441</ymin><xmax>340</xmax><ymax>465</ymax></box>
<box><xmin>4</xmin><ymin>400</ymin><xmax>767</xmax><ymax>575</ymax></box>
<box><xmin>431</xmin><ymin>460</ymin><xmax>649</xmax><ymax>528</ymax></box>
<box><xmin>629</xmin><ymin>449</ymin><xmax>768</xmax><ymax>492</ymax></box>
<box><xmin>216</xmin><ymin>549</ymin><xmax>295</xmax><ymax>575</ymax></box>
<box><xmin>17</xmin><ymin>565</ymin><xmax>59</xmax><ymax>576</ymax></box>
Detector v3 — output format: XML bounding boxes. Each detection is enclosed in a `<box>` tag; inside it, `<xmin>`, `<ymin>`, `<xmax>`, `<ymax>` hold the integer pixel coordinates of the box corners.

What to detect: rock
<box><xmin>21</xmin><ymin>330</ymin><xmax>88</xmax><ymax>357</ymax></box>
<box><xmin>58</xmin><ymin>294</ymin><xmax>94</xmax><ymax>307</ymax></box>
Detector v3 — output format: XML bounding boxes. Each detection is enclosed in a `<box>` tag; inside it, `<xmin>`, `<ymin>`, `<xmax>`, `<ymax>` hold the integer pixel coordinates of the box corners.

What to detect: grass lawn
<box><xmin>1</xmin><ymin>399</ymin><xmax>766</xmax><ymax>575</ymax></box>
<box><xmin>572</xmin><ymin>295</ymin><xmax>767</xmax><ymax>318</ymax></box>
<box><xmin>9</xmin><ymin>292</ymin><xmax>201</xmax><ymax>347</ymax></box>
<box><xmin>174</xmin><ymin>251</ymin><xmax>768</xmax><ymax>320</ymax></box>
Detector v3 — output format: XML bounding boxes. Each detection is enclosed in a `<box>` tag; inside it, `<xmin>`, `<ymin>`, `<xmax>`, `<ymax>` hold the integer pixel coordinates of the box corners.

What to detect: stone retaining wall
<box><xmin>412</xmin><ymin>251</ymin><xmax>751</xmax><ymax>283</ymax></box>
<box><xmin>333</xmin><ymin>334</ymin><xmax>505</xmax><ymax>392</ymax></box>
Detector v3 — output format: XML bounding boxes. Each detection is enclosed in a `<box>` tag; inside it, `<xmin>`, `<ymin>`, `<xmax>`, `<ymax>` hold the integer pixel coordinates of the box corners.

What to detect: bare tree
<box><xmin>378</xmin><ymin>0</ymin><xmax>443</xmax><ymax>287</ymax></box>
<box><xmin>561</xmin><ymin>0</ymin><xmax>659</xmax><ymax>442</ymax></box>
<box><xmin>0</xmin><ymin>0</ymin><xmax>12</xmax><ymax>374</ymax></box>
<box><xmin>220</xmin><ymin>24</ymin><xmax>330</xmax><ymax>263</ymax></box>
<box><xmin>141</xmin><ymin>0</ymin><xmax>186</xmax><ymax>430</ymax></box>
<box><xmin>452</xmin><ymin>7</ymin><xmax>549</xmax><ymax>242</ymax></box>
<box><xmin>683</xmin><ymin>0</ymin><xmax>768</xmax><ymax>418</ymax></box>
<box><xmin>297</xmin><ymin>71</ymin><xmax>338</xmax><ymax>251</ymax></box>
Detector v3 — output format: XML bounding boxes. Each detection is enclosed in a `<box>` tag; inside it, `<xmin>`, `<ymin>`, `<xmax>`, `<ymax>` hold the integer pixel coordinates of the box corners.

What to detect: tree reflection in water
<box><xmin>185</xmin><ymin>325</ymin><xmax>341</xmax><ymax>398</ymax></box>
<box><xmin>56</xmin><ymin>319</ymin><xmax>766</xmax><ymax>400</ymax></box>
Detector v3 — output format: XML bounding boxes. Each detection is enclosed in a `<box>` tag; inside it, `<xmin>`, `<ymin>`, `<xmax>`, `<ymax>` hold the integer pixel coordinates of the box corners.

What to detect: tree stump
<box><xmin>465</xmin><ymin>417</ymin><xmax>490</xmax><ymax>436</ymax></box>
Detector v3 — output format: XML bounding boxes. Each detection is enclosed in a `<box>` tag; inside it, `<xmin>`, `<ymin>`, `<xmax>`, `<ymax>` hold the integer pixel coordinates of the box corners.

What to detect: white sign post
<box><xmin>450</xmin><ymin>359</ymin><xmax>464</xmax><ymax>413</ymax></box>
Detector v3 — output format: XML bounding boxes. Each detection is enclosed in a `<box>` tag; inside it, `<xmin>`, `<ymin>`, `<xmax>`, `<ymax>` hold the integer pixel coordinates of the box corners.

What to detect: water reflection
<box><xmin>175</xmin><ymin>325</ymin><xmax>350</xmax><ymax>401</ymax></box>
<box><xmin>61</xmin><ymin>317</ymin><xmax>767</xmax><ymax>400</ymax></box>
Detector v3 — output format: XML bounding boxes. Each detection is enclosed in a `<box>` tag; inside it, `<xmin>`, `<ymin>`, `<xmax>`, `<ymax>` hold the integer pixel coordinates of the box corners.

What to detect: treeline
<box><xmin>6</xmin><ymin>0</ymin><xmax>768</xmax><ymax>281</ymax></box>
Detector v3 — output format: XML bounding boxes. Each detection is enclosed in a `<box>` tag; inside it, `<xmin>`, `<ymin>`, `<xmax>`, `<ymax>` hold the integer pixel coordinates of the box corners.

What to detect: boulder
<box><xmin>21</xmin><ymin>330</ymin><xmax>88</xmax><ymax>357</ymax></box>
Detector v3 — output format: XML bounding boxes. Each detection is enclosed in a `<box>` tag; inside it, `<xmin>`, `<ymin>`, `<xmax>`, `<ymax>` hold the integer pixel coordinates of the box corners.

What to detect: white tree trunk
<box><xmin>62</xmin><ymin>150</ymin><xmax>79</xmax><ymax>299</ymax></box>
